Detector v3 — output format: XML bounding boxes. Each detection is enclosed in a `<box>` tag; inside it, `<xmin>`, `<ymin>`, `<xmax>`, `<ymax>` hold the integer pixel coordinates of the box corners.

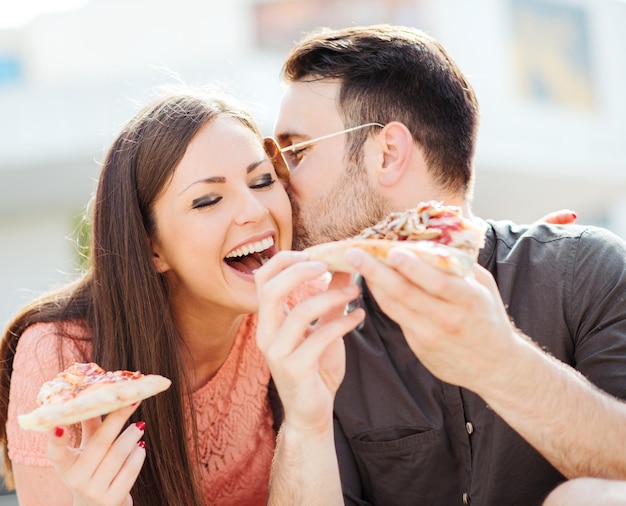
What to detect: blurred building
<box><xmin>1</xmin><ymin>0</ymin><xmax>625</xmax><ymax>335</ymax></box>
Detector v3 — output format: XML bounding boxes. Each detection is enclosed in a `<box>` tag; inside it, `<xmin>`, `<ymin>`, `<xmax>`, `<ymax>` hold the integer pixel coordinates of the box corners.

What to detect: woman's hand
<box><xmin>46</xmin><ymin>402</ymin><xmax>145</xmax><ymax>506</ymax></box>
<box><xmin>537</xmin><ymin>209</ymin><xmax>577</xmax><ymax>225</ymax></box>
<box><xmin>255</xmin><ymin>251</ymin><xmax>364</xmax><ymax>433</ymax></box>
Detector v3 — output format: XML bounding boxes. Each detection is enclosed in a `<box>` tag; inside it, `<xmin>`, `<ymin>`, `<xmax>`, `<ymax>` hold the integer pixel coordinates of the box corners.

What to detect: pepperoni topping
<box><xmin>353</xmin><ymin>201</ymin><xmax>480</xmax><ymax>250</ymax></box>
<box><xmin>37</xmin><ymin>362</ymin><xmax>142</xmax><ymax>405</ymax></box>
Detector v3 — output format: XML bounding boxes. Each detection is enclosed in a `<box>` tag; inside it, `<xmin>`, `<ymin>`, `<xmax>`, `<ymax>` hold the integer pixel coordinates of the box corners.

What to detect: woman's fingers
<box><xmin>323</xmin><ymin>272</ymin><xmax>356</xmax><ymax>321</ymax></box>
<box><xmin>254</xmin><ymin>250</ymin><xmax>310</xmax><ymax>283</ymax></box>
<box><xmin>291</xmin><ymin>303</ymin><xmax>364</xmax><ymax>368</ymax></box>
<box><xmin>80</xmin><ymin>402</ymin><xmax>141</xmax><ymax>456</ymax></box>
<box><xmin>108</xmin><ymin>442</ymin><xmax>146</xmax><ymax>505</ymax></box>
<box><xmin>77</xmin><ymin>422</ymin><xmax>146</xmax><ymax>505</ymax></box>
<box><xmin>65</xmin><ymin>403</ymin><xmax>140</xmax><ymax>482</ymax></box>
<box><xmin>47</xmin><ymin>425</ymin><xmax>77</xmax><ymax>473</ymax></box>
<box><xmin>46</xmin><ymin>402</ymin><xmax>145</xmax><ymax>504</ymax></box>
<box><xmin>255</xmin><ymin>253</ymin><xmax>329</xmax><ymax>350</ymax></box>
<box><xmin>256</xmin><ymin>255</ymin><xmax>328</xmax><ymax>304</ymax></box>
<box><xmin>265</xmin><ymin>284</ymin><xmax>361</xmax><ymax>363</ymax></box>
<box><xmin>81</xmin><ymin>415</ymin><xmax>104</xmax><ymax>442</ymax></box>
<box><xmin>91</xmin><ymin>419</ymin><xmax>146</xmax><ymax>491</ymax></box>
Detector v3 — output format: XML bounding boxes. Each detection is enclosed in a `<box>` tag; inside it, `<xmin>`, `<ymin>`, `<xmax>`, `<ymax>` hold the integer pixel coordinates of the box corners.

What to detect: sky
<box><xmin>0</xmin><ymin>0</ymin><xmax>89</xmax><ymax>29</ymax></box>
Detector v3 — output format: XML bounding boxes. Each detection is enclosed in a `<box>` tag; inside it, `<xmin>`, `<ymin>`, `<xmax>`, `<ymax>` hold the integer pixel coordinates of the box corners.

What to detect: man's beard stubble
<box><xmin>290</xmin><ymin>164</ymin><xmax>391</xmax><ymax>250</ymax></box>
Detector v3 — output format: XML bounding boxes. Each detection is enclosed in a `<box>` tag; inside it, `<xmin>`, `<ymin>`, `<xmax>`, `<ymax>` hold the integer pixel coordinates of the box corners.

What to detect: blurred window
<box><xmin>0</xmin><ymin>56</ymin><xmax>21</xmax><ymax>85</ymax></box>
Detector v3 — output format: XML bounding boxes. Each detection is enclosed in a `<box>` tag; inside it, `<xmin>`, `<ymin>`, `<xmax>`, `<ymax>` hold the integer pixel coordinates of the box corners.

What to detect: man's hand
<box><xmin>543</xmin><ymin>477</ymin><xmax>626</xmax><ymax>506</ymax></box>
<box><xmin>343</xmin><ymin>245</ymin><xmax>519</xmax><ymax>392</ymax></box>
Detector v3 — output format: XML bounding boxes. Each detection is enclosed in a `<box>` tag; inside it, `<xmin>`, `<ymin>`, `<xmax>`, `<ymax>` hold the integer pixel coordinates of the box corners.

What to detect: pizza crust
<box><xmin>304</xmin><ymin>238</ymin><xmax>475</xmax><ymax>277</ymax></box>
<box><xmin>18</xmin><ymin>374</ymin><xmax>172</xmax><ymax>432</ymax></box>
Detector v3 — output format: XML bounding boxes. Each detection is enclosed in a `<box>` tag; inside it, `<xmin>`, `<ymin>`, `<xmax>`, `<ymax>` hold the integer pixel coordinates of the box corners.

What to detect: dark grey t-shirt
<box><xmin>334</xmin><ymin>220</ymin><xmax>626</xmax><ymax>506</ymax></box>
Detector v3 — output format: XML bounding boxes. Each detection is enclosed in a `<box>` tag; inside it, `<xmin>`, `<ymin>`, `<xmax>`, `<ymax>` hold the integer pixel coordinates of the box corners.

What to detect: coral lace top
<box><xmin>8</xmin><ymin>315</ymin><xmax>274</xmax><ymax>505</ymax></box>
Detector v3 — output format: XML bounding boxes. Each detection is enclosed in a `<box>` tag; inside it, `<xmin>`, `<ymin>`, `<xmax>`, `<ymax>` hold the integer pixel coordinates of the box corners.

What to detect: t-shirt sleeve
<box><xmin>570</xmin><ymin>227</ymin><xmax>626</xmax><ymax>400</ymax></box>
<box><xmin>7</xmin><ymin>323</ymin><xmax>83</xmax><ymax>466</ymax></box>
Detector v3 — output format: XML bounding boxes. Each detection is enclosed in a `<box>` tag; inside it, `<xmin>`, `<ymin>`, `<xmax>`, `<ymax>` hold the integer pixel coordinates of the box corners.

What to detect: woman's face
<box><xmin>150</xmin><ymin>115</ymin><xmax>292</xmax><ymax>316</ymax></box>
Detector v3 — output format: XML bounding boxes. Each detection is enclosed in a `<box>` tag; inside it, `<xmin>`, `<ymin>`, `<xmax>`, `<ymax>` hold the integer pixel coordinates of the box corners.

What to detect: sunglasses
<box><xmin>264</xmin><ymin>122</ymin><xmax>384</xmax><ymax>178</ymax></box>
<box><xmin>263</xmin><ymin>137</ymin><xmax>291</xmax><ymax>183</ymax></box>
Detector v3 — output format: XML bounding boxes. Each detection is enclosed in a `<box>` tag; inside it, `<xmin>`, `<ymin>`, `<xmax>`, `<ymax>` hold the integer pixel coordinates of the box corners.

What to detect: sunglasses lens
<box><xmin>264</xmin><ymin>138</ymin><xmax>290</xmax><ymax>182</ymax></box>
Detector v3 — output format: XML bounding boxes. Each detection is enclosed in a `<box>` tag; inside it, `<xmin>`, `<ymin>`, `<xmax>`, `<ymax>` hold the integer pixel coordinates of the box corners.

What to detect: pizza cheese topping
<box><xmin>353</xmin><ymin>200</ymin><xmax>485</xmax><ymax>256</ymax></box>
<box><xmin>37</xmin><ymin>362</ymin><xmax>142</xmax><ymax>406</ymax></box>
<box><xmin>19</xmin><ymin>361</ymin><xmax>172</xmax><ymax>431</ymax></box>
<box><xmin>302</xmin><ymin>201</ymin><xmax>486</xmax><ymax>277</ymax></box>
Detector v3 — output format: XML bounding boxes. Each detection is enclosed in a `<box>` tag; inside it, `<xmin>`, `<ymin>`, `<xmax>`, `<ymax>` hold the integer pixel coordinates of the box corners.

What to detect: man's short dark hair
<box><xmin>282</xmin><ymin>24</ymin><xmax>479</xmax><ymax>197</ymax></box>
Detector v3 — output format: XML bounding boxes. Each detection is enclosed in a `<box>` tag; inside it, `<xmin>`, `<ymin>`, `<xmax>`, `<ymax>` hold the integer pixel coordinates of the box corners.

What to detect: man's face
<box><xmin>274</xmin><ymin>80</ymin><xmax>390</xmax><ymax>249</ymax></box>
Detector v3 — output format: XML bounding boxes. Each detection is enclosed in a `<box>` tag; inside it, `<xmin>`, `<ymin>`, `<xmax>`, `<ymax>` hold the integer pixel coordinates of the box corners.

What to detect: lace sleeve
<box><xmin>7</xmin><ymin>323</ymin><xmax>84</xmax><ymax>466</ymax></box>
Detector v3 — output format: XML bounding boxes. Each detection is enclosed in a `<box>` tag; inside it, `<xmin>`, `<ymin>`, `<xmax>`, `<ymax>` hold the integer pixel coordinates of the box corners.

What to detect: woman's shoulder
<box><xmin>15</xmin><ymin>321</ymin><xmax>91</xmax><ymax>374</ymax></box>
<box><xmin>10</xmin><ymin>320</ymin><xmax>91</xmax><ymax>420</ymax></box>
<box><xmin>16</xmin><ymin>322</ymin><xmax>62</xmax><ymax>362</ymax></box>
<box><xmin>7</xmin><ymin>321</ymin><xmax>89</xmax><ymax>467</ymax></box>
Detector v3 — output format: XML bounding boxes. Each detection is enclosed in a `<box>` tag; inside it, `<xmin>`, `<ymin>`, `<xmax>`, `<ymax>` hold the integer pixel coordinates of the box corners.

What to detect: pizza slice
<box><xmin>18</xmin><ymin>362</ymin><xmax>172</xmax><ymax>432</ymax></box>
<box><xmin>304</xmin><ymin>201</ymin><xmax>486</xmax><ymax>277</ymax></box>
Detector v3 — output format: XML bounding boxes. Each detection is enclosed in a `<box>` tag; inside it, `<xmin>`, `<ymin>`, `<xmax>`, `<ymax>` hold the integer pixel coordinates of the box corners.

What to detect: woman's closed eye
<box><xmin>249</xmin><ymin>173</ymin><xmax>277</xmax><ymax>190</ymax></box>
<box><xmin>190</xmin><ymin>173</ymin><xmax>276</xmax><ymax>211</ymax></box>
<box><xmin>191</xmin><ymin>194</ymin><xmax>221</xmax><ymax>210</ymax></box>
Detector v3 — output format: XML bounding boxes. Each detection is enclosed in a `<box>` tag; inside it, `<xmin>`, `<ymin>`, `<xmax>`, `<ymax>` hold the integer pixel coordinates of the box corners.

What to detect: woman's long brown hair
<box><xmin>0</xmin><ymin>85</ymin><xmax>261</xmax><ymax>505</ymax></box>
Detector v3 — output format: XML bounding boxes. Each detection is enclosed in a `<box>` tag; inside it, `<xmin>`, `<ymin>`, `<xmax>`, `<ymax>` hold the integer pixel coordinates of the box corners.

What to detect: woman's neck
<box><xmin>174</xmin><ymin>304</ymin><xmax>247</xmax><ymax>391</ymax></box>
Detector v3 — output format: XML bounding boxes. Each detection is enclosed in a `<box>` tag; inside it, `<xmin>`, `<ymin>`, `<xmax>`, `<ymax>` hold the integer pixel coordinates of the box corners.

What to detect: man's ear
<box><xmin>375</xmin><ymin>121</ymin><xmax>413</xmax><ymax>188</ymax></box>
<box><xmin>150</xmin><ymin>238</ymin><xmax>170</xmax><ymax>273</ymax></box>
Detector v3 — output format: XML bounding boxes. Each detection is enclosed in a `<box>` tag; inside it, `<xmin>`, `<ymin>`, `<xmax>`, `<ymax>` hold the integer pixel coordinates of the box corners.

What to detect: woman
<box><xmin>0</xmin><ymin>85</ymin><xmax>364</xmax><ymax>505</ymax></box>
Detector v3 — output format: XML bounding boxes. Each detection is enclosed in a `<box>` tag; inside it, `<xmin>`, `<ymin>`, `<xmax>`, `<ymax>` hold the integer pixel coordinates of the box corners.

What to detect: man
<box><xmin>254</xmin><ymin>24</ymin><xmax>626</xmax><ymax>505</ymax></box>
<box><xmin>544</xmin><ymin>477</ymin><xmax>626</xmax><ymax>505</ymax></box>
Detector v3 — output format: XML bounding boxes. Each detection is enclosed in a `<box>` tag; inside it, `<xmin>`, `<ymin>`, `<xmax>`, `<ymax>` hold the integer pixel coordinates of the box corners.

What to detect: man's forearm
<box><xmin>268</xmin><ymin>422</ymin><xmax>344</xmax><ymax>506</ymax></box>
<box><xmin>473</xmin><ymin>333</ymin><xmax>626</xmax><ymax>479</ymax></box>
<box><xmin>544</xmin><ymin>477</ymin><xmax>626</xmax><ymax>505</ymax></box>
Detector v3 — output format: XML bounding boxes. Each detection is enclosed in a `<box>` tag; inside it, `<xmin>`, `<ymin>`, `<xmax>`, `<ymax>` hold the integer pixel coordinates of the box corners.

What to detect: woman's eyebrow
<box><xmin>179</xmin><ymin>176</ymin><xmax>225</xmax><ymax>195</ymax></box>
<box><xmin>178</xmin><ymin>160</ymin><xmax>266</xmax><ymax>195</ymax></box>
<box><xmin>247</xmin><ymin>159</ymin><xmax>265</xmax><ymax>174</ymax></box>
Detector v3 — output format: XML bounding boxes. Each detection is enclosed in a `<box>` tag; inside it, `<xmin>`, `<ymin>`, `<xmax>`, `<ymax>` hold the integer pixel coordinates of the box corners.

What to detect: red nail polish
<box><xmin>138</xmin><ymin>440</ymin><xmax>146</xmax><ymax>449</ymax></box>
<box><xmin>54</xmin><ymin>427</ymin><xmax>64</xmax><ymax>438</ymax></box>
<box><xmin>135</xmin><ymin>421</ymin><xmax>146</xmax><ymax>431</ymax></box>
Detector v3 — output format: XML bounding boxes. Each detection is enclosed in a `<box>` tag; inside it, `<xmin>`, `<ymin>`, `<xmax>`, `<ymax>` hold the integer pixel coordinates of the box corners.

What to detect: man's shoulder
<box><xmin>480</xmin><ymin>219</ymin><xmax>626</xmax><ymax>272</ymax></box>
<box><xmin>485</xmin><ymin>219</ymin><xmax>625</xmax><ymax>248</ymax></box>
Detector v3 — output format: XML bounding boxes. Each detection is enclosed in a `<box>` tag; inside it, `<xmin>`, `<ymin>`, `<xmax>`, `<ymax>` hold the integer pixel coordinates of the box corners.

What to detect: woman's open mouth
<box><xmin>224</xmin><ymin>236</ymin><xmax>277</xmax><ymax>274</ymax></box>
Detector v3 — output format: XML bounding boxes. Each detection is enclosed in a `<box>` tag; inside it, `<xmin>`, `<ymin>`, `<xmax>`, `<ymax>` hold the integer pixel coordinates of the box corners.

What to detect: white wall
<box><xmin>431</xmin><ymin>0</ymin><xmax>626</xmax><ymax>221</ymax></box>
<box><xmin>0</xmin><ymin>211</ymin><xmax>80</xmax><ymax>330</ymax></box>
